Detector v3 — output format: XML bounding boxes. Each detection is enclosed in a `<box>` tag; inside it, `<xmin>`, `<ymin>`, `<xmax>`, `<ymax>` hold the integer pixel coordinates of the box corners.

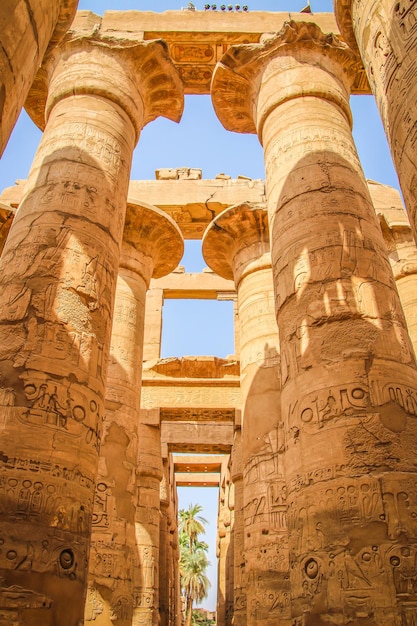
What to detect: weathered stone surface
<box><xmin>370</xmin><ymin>180</ymin><xmax>417</xmax><ymax>358</ymax></box>
<box><xmin>85</xmin><ymin>204</ymin><xmax>183</xmax><ymax>626</ymax></box>
<box><xmin>212</xmin><ymin>19</ymin><xmax>417</xmax><ymax>624</ymax></box>
<box><xmin>2</xmin><ymin>6</ymin><xmax>417</xmax><ymax>625</ymax></box>
<box><xmin>334</xmin><ymin>0</ymin><xmax>417</xmax><ymax>243</ymax></box>
<box><xmin>0</xmin><ymin>22</ymin><xmax>183</xmax><ymax>625</ymax></box>
<box><xmin>203</xmin><ymin>203</ymin><xmax>290</xmax><ymax>625</ymax></box>
<box><xmin>0</xmin><ymin>0</ymin><xmax>78</xmax><ymax>156</ymax></box>
<box><xmin>0</xmin><ymin>203</ymin><xmax>14</xmax><ymax>256</ymax></box>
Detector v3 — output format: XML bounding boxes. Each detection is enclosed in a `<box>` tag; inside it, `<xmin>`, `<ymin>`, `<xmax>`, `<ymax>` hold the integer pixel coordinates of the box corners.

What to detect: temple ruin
<box><xmin>1</xmin><ymin>2</ymin><xmax>417</xmax><ymax>625</ymax></box>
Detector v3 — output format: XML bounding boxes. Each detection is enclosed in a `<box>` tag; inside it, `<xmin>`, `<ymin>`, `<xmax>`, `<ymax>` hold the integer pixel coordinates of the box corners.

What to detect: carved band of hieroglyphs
<box><xmin>288</xmin><ymin>384</ymin><xmax>370</xmax><ymax>431</ymax></box>
<box><xmin>171</xmin><ymin>44</ymin><xmax>214</xmax><ymax>64</ymax></box>
<box><xmin>16</xmin><ymin>378</ymin><xmax>103</xmax><ymax>448</ymax></box>
<box><xmin>0</xmin><ymin>471</ymin><xmax>92</xmax><ymax>532</ymax></box>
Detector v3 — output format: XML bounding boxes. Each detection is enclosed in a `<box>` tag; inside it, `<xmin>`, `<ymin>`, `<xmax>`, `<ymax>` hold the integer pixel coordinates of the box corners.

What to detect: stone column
<box><xmin>0</xmin><ymin>0</ymin><xmax>78</xmax><ymax>155</ymax></box>
<box><xmin>85</xmin><ymin>204</ymin><xmax>183</xmax><ymax>625</ymax></box>
<box><xmin>212</xmin><ymin>20</ymin><xmax>417</xmax><ymax>624</ymax></box>
<box><xmin>216</xmin><ymin>458</ymin><xmax>233</xmax><ymax>626</ymax></box>
<box><xmin>0</xmin><ymin>23</ymin><xmax>183</xmax><ymax>625</ymax></box>
<box><xmin>229</xmin><ymin>429</ymin><xmax>245</xmax><ymax>626</ymax></box>
<box><xmin>135</xmin><ymin>408</ymin><xmax>163</xmax><ymax>626</ymax></box>
<box><xmin>160</xmin><ymin>457</ymin><xmax>171</xmax><ymax>626</ymax></box>
<box><xmin>370</xmin><ymin>180</ymin><xmax>417</xmax><ymax>357</ymax></box>
<box><xmin>334</xmin><ymin>0</ymin><xmax>417</xmax><ymax>242</ymax></box>
<box><xmin>143</xmin><ymin>287</ymin><xmax>164</xmax><ymax>362</ymax></box>
<box><xmin>203</xmin><ymin>203</ymin><xmax>290</xmax><ymax>626</ymax></box>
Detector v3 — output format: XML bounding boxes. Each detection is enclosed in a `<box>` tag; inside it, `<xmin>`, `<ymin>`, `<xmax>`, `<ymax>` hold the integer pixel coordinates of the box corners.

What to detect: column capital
<box><xmin>211</xmin><ymin>19</ymin><xmax>361</xmax><ymax>138</ymax></box>
<box><xmin>26</xmin><ymin>20</ymin><xmax>184</xmax><ymax>143</ymax></box>
<box><xmin>122</xmin><ymin>202</ymin><xmax>184</xmax><ymax>285</ymax></box>
<box><xmin>333</xmin><ymin>0</ymin><xmax>358</xmax><ymax>50</ymax></box>
<box><xmin>202</xmin><ymin>202</ymin><xmax>270</xmax><ymax>287</ymax></box>
<box><xmin>48</xmin><ymin>0</ymin><xmax>79</xmax><ymax>49</ymax></box>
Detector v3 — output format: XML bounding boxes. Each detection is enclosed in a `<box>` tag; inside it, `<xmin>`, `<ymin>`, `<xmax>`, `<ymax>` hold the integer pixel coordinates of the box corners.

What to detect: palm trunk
<box><xmin>185</xmin><ymin>595</ymin><xmax>193</xmax><ymax>626</ymax></box>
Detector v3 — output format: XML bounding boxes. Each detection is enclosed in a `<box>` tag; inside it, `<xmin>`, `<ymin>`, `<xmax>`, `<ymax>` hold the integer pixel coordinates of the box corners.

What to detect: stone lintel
<box><xmin>150</xmin><ymin>271</ymin><xmax>236</xmax><ymax>299</ymax></box>
<box><xmin>176</xmin><ymin>473</ymin><xmax>220</xmax><ymax>487</ymax></box>
<box><xmin>161</xmin><ymin>421</ymin><xmax>234</xmax><ymax>453</ymax></box>
<box><xmin>173</xmin><ymin>454</ymin><xmax>226</xmax><ymax>473</ymax></box>
<box><xmin>144</xmin><ymin>356</ymin><xmax>239</xmax><ymax>380</ymax></box>
<box><xmin>129</xmin><ymin>178</ymin><xmax>266</xmax><ymax>238</ymax></box>
<box><xmin>0</xmin><ymin>178</ymin><xmax>266</xmax><ymax>240</ymax></box>
<box><xmin>99</xmin><ymin>10</ymin><xmax>368</xmax><ymax>95</ymax></box>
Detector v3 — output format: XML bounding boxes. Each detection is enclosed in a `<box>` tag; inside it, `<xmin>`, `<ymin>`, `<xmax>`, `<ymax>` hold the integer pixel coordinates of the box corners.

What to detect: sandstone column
<box><xmin>229</xmin><ymin>429</ymin><xmax>245</xmax><ymax>626</ymax></box>
<box><xmin>135</xmin><ymin>408</ymin><xmax>163</xmax><ymax>626</ymax></box>
<box><xmin>212</xmin><ymin>20</ymin><xmax>417</xmax><ymax>624</ymax></box>
<box><xmin>370</xmin><ymin>180</ymin><xmax>417</xmax><ymax>357</ymax></box>
<box><xmin>203</xmin><ymin>203</ymin><xmax>290</xmax><ymax>626</ymax></box>
<box><xmin>85</xmin><ymin>204</ymin><xmax>183</xmax><ymax>626</ymax></box>
<box><xmin>0</xmin><ymin>0</ymin><xmax>78</xmax><ymax>155</ymax></box>
<box><xmin>160</xmin><ymin>457</ymin><xmax>171</xmax><ymax>626</ymax></box>
<box><xmin>160</xmin><ymin>454</ymin><xmax>181</xmax><ymax>626</ymax></box>
<box><xmin>334</xmin><ymin>0</ymin><xmax>417</xmax><ymax>242</ymax></box>
<box><xmin>0</xmin><ymin>22</ymin><xmax>183</xmax><ymax>625</ymax></box>
<box><xmin>216</xmin><ymin>458</ymin><xmax>233</xmax><ymax>626</ymax></box>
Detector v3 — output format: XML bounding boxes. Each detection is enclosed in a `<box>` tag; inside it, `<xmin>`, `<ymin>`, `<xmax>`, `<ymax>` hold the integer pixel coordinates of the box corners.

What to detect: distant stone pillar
<box><xmin>217</xmin><ymin>459</ymin><xmax>233</xmax><ymax>626</ymax></box>
<box><xmin>212</xmin><ymin>20</ymin><xmax>417</xmax><ymax>624</ymax></box>
<box><xmin>334</xmin><ymin>0</ymin><xmax>417</xmax><ymax>242</ymax></box>
<box><xmin>372</xmin><ymin>182</ymin><xmax>417</xmax><ymax>356</ymax></box>
<box><xmin>0</xmin><ymin>203</ymin><xmax>14</xmax><ymax>256</ymax></box>
<box><xmin>160</xmin><ymin>457</ymin><xmax>171</xmax><ymax>626</ymax></box>
<box><xmin>0</xmin><ymin>26</ymin><xmax>182</xmax><ymax>625</ymax></box>
<box><xmin>229</xmin><ymin>429</ymin><xmax>245</xmax><ymax>626</ymax></box>
<box><xmin>85</xmin><ymin>205</ymin><xmax>183</xmax><ymax>625</ymax></box>
<box><xmin>0</xmin><ymin>0</ymin><xmax>78</xmax><ymax>155</ymax></box>
<box><xmin>143</xmin><ymin>288</ymin><xmax>164</xmax><ymax>362</ymax></box>
<box><xmin>135</xmin><ymin>408</ymin><xmax>163</xmax><ymax>626</ymax></box>
<box><xmin>203</xmin><ymin>203</ymin><xmax>290</xmax><ymax>625</ymax></box>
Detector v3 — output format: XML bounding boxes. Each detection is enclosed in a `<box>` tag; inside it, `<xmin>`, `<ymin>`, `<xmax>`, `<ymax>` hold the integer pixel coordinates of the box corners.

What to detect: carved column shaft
<box><xmin>212</xmin><ymin>20</ymin><xmax>417</xmax><ymax>624</ymax></box>
<box><xmin>0</xmin><ymin>0</ymin><xmax>78</xmax><ymax>155</ymax></box>
<box><xmin>0</xmin><ymin>26</ymin><xmax>182</xmax><ymax>625</ymax></box>
<box><xmin>85</xmin><ymin>205</ymin><xmax>183</xmax><ymax>625</ymax></box>
<box><xmin>229</xmin><ymin>429</ymin><xmax>244</xmax><ymax>626</ymax></box>
<box><xmin>135</xmin><ymin>410</ymin><xmax>163</xmax><ymax>626</ymax></box>
<box><xmin>374</xmin><ymin>184</ymin><xmax>417</xmax><ymax>358</ymax></box>
<box><xmin>203</xmin><ymin>204</ymin><xmax>290</xmax><ymax>625</ymax></box>
<box><xmin>335</xmin><ymin>0</ymin><xmax>417</xmax><ymax>242</ymax></box>
<box><xmin>217</xmin><ymin>460</ymin><xmax>233</xmax><ymax>626</ymax></box>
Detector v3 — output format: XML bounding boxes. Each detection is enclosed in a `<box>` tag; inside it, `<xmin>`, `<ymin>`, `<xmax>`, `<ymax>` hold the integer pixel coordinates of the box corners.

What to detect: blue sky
<box><xmin>0</xmin><ymin>0</ymin><xmax>402</xmax><ymax>611</ymax></box>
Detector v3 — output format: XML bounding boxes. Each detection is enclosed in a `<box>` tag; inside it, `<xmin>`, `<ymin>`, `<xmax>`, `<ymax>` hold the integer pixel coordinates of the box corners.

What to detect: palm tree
<box><xmin>180</xmin><ymin>548</ymin><xmax>211</xmax><ymax>626</ymax></box>
<box><xmin>178</xmin><ymin>504</ymin><xmax>211</xmax><ymax>626</ymax></box>
<box><xmin>179</xmin><ymin>504</ymin><xmax>207</xmax><ymax>553</ymax></box>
